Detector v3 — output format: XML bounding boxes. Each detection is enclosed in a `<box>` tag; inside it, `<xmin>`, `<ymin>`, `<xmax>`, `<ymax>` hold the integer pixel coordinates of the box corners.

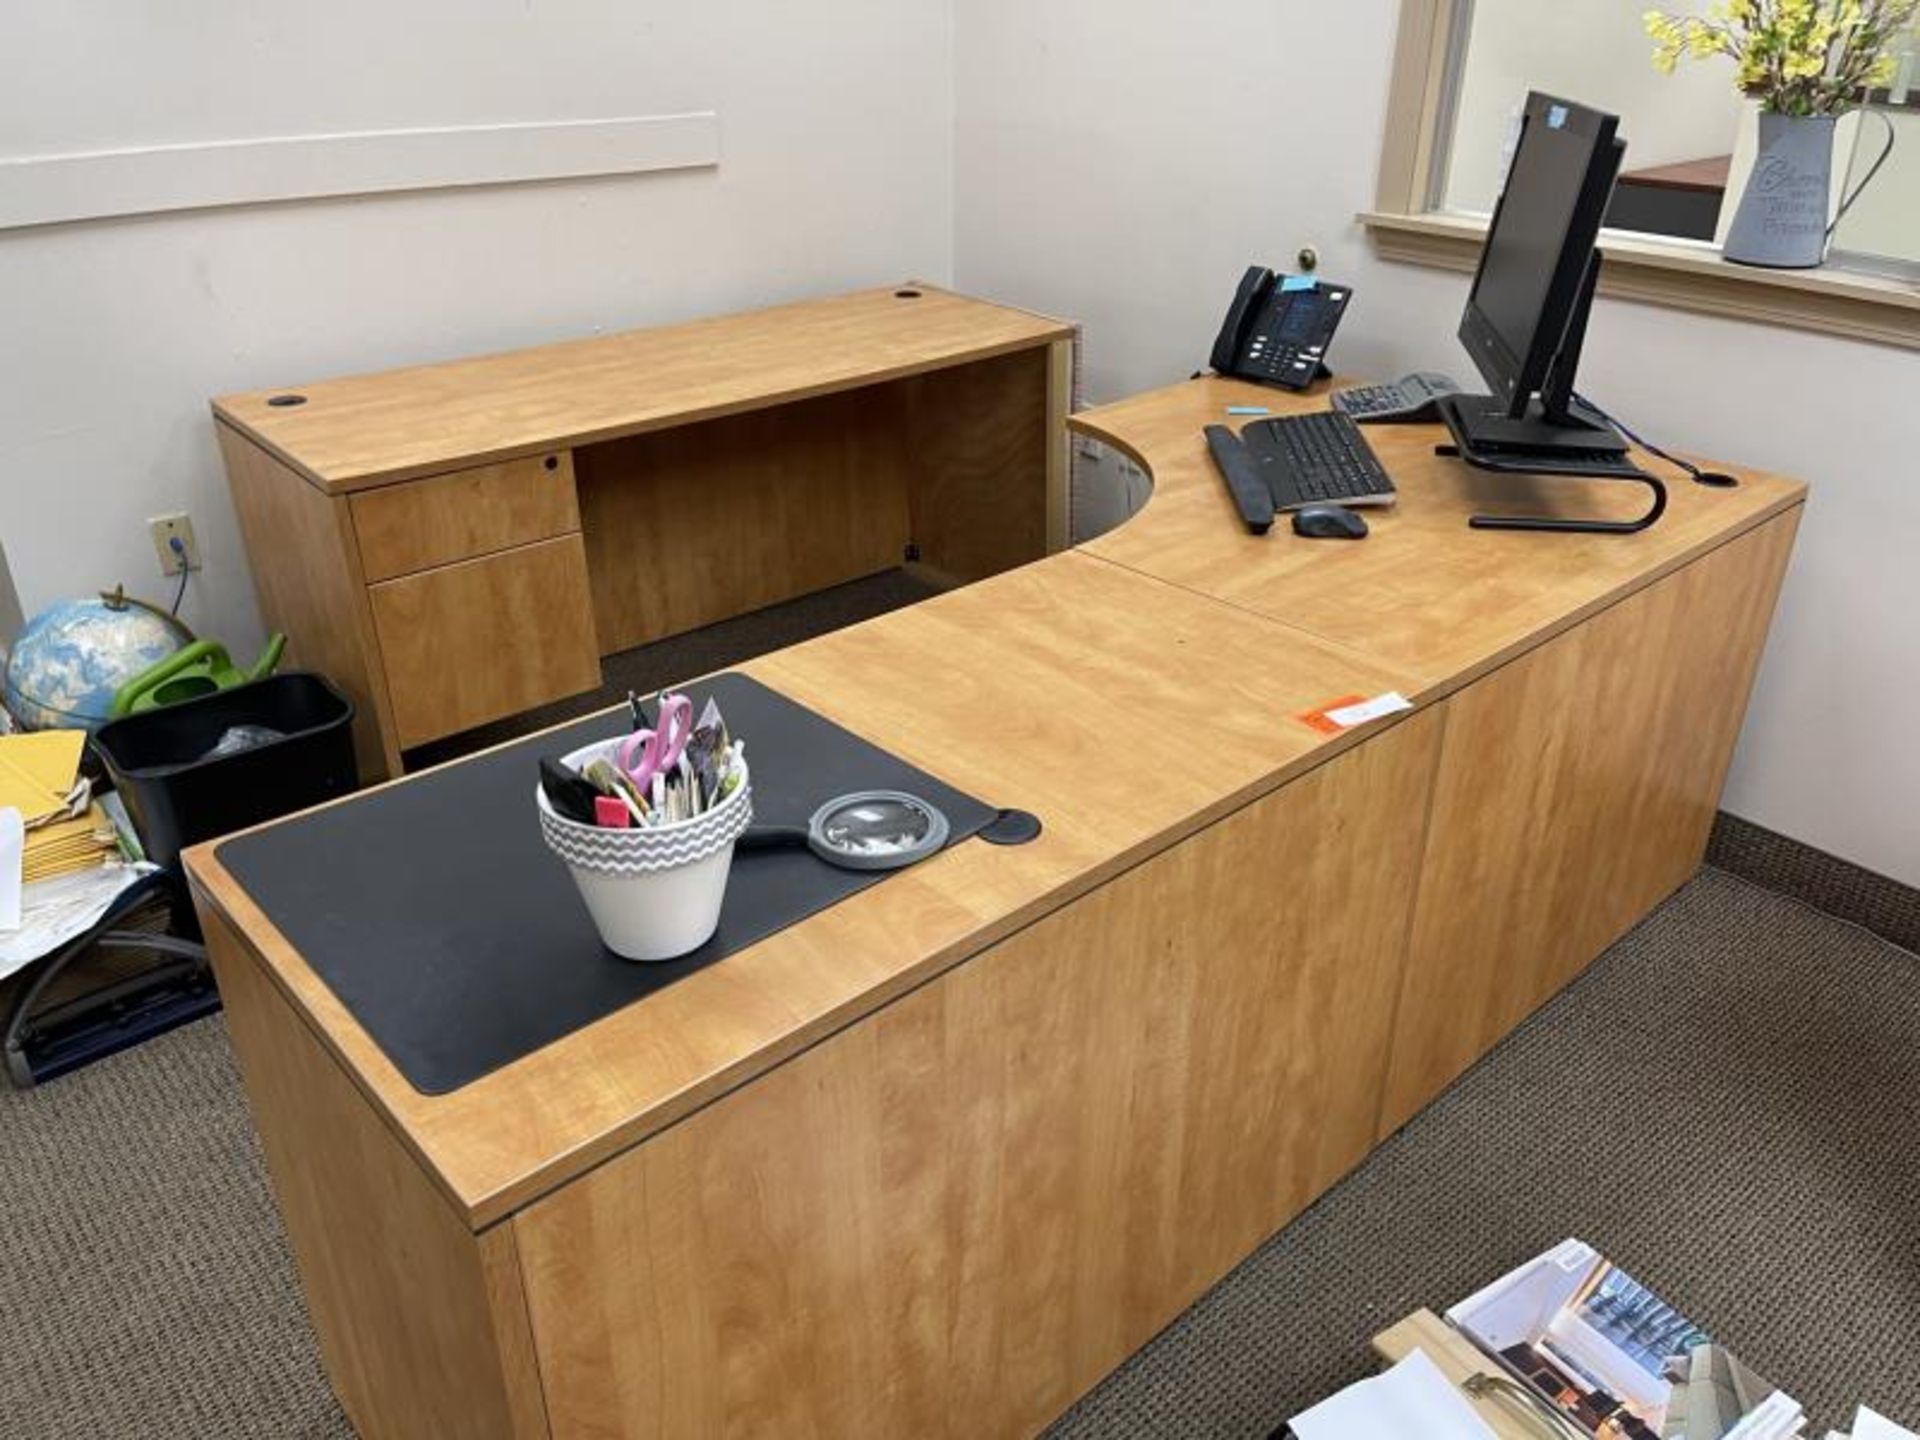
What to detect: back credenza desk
<box><xmin>213</xmin><ymin>286</ymin><xmax>1077</xmax><ymax>778</ymax></box>
<box><xmin>190</xmin><ymin>308</ymin><xmax>1804</xmax><ymax>1439</ymax></box>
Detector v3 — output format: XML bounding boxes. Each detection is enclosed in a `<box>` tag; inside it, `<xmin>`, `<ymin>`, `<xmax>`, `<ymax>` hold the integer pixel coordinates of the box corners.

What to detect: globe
<box><xmin>3</xmin><ymin>598</ymin><xmax>187</xmax><ymax>732</ymax></box>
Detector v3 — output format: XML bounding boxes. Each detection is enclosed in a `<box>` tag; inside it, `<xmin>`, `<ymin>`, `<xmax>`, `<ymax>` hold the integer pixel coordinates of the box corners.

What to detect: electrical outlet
<box><xmin>149</xmin><ymin>513</ymin><xmax>200</xmax><ymax>576</ymax></box>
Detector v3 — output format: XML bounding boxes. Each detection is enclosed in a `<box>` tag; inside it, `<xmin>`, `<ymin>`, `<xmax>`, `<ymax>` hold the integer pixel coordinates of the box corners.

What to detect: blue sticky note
<box><xmin>1280</xmin><ymin>275</ymin><xmax>1317</xmax><ymax>293</ymax></box>
<box><xmin>1548</xmin><ymin>104</ymin><xmax>1569</xmax><ymax>130</ymax></box>
<box><xmin>1226</xmin><ymin>405</ymin><xmax>1271</xmax><ymax>416</ymax></box>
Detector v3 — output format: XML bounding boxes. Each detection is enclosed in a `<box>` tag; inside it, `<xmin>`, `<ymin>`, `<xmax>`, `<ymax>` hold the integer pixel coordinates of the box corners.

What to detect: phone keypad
<box><xmin>1245</xmin><ymin>339</ymin><xmax>1323</xmax><ymax>385</ymax></box>
<box><xmin>1243</xmin><ymin>286</ymin><xmax>1346</xmax><ymax>389</ymax></box>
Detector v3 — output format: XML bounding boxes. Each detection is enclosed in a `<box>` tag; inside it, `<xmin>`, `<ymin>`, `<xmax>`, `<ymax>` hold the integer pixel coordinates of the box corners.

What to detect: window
<box><xmin>1368</xmin><ymin>0</ymin><xmax>1920</xmax><ymax>347</ymax></box>
<box><xmin>1441</xmin><ymin>0</ymin><xmax>1744</xmax><ymax>242</ymax></box>
<box><xmin>1832</xmin><ymin>25</ymin><xmax>1920</xmax><ymax>271</ymax></box>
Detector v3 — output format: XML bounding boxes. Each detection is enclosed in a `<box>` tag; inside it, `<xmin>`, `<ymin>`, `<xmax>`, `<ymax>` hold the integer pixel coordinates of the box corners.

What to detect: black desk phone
<box><xmin>1209</xmin><ymin>265</ymin><xmax>1353</xmax><ymax>389</ymax></box>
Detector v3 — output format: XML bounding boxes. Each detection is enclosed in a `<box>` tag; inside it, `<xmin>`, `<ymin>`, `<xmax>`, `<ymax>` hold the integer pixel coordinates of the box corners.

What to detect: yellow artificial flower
<box><xmin>1648</xmin><ymin>0</ymin><xmax>1912</xmax><ymax>110</ymax></box>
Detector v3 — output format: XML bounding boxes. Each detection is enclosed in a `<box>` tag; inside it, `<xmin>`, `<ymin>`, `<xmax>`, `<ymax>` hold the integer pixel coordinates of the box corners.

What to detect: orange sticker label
<box><xmin>1298</xmin><ymin>695</ymin><xmax>1367</xmax><ymax>736</ymax></box>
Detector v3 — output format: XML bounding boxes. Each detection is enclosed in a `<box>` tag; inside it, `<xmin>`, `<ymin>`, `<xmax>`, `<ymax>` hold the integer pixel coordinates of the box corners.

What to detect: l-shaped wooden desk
<box><xmin>189</xmin><ymin>292</ymin><xmax>1804</xmax><ymax>1439</ymax></box>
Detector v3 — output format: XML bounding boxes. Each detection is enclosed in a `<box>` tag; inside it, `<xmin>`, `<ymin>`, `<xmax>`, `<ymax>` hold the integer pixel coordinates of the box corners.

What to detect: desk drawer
<box><xmin>369</xmin><ymin>535</ymin><xmax>602</xmax><ymax>750</ymax></box>
<box><xmin>352</xmin><ymin>451</ymin><xmax>578</xmax><ymax>582</ymax></box>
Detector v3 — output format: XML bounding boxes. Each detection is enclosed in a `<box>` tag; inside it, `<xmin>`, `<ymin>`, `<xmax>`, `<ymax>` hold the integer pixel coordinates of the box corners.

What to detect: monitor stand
<box><xmin>1436</xmin><ymin>253</ymin><xmax>1666</xmax><ymax>534</ymax></box>
<box><xmin>1436</xmin><ymin>395</ymin><xmax>1666</xmax><ymax>534</ymax></box>
<box><xmin>1441</xmin><ymin>392</ymin><xmax>1627</xmax><ymax>460</ymax></box>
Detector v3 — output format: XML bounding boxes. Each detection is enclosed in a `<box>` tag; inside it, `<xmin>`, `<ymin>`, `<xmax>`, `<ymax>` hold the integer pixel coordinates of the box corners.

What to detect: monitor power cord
<box><xmin>1573</xmin><ymin>393</ymin><xmax>1738</xmax><ymax>489</ymax></box>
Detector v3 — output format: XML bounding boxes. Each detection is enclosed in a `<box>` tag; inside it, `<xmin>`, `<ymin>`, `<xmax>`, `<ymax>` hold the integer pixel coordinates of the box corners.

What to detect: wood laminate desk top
<box><xmin>212</xmin><ymin>285</ymin><xmax>1074</xmax><ymax>493</ymax></box>
<box><xmin>1074</xmin><ymin>376</ymin><xmax>1805</xmax><ymax>693</ymax></box>
<box><xmin>188</xmin><ymin>372</ymin><xmax>1806</xmax><ymax>1231</ymax></box>
<box><xmin>191</xmin><ymin>552</ymin><xmax>1419</xmax><ymax>1227</ymax></box>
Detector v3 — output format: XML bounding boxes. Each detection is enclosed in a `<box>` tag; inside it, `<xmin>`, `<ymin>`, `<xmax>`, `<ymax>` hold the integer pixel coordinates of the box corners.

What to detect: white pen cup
<box><xmin>535</xmin><ymin>738</ymin><xmax>752</xmax><ymax>962</ymax></box>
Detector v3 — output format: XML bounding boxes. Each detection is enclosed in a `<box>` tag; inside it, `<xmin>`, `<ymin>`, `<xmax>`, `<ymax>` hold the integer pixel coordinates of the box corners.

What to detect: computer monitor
<box><xmin>1452</xmin><ymin>91</ymin><xmax>1626</xmax><ymax>452</ymax></box>
<box><xmin>1436</xmin><ymin>93</ymin><xmax>1669</xmax><ymax>532</ymax></box>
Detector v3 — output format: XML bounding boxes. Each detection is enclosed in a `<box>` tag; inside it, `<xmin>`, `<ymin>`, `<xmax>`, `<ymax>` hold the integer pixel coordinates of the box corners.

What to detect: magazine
<box><xmin>1447</xmin><ymin>1240</ymin><xmax>1802</xmax><ymax>1440</ymax></box>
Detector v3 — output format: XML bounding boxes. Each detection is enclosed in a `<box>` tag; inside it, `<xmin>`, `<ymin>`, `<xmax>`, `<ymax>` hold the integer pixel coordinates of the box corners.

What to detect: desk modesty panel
<box><xmin>189</xmin><ymin>362</ymin><xmax>1803</xmax><ymax>1439</ymax></box>
<box><xmin>213</xmin><ymin>286</ymin><xmax>1076</xmax><ymax>776</ymax></box>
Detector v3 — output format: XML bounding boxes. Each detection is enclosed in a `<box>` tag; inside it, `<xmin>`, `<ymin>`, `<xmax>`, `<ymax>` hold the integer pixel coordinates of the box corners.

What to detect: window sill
<box><xmin>1359</xmin><ymin>209</ymin><xmax>1920</xmax><ymax>351</ymax></box>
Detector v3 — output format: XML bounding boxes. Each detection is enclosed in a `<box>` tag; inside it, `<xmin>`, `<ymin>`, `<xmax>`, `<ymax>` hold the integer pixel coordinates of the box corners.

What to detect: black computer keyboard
<box><xmin>1242</xmin><ymin>410</ymin><xmax>1396</xmax><ymax>510</ymax></box>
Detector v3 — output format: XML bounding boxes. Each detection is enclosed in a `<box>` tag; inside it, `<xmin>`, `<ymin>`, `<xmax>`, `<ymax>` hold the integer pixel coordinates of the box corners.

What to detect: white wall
<box><xmin>0</xmin><ymin>0</ymin><xmax>953</xmax><ymax>655</ymax></box>
<box><xmin>955</xmin><ymin>0</ymin><xmax>1919</xmax><ymax>886</ymax></box>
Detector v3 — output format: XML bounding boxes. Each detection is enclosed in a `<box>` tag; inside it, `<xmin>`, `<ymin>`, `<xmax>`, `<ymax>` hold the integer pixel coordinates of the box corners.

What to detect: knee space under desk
<box><xmin>213</xmin><ymin>288</ymin><xmax>1076</xmax><ymax>777</ymax></box>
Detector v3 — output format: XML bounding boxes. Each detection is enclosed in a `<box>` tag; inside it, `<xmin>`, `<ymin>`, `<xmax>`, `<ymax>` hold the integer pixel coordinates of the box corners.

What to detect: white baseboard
<box><xmin>0</xmin><ymin>112</ymin><xmax>720</xmax><ymax>231</ymax></box>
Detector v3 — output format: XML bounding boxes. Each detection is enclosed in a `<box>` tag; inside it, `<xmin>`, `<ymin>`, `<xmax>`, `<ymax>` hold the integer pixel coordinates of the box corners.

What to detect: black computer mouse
<box><xmin>1292</xmin><ymin>504</ymin><xmax>1369</xmax><ymax>540</ymax></box>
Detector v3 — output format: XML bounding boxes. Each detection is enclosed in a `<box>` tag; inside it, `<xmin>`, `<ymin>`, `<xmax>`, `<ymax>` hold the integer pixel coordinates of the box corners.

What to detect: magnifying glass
<box><xmin>738</xmin><ymin>790</ymin><xmax>951</xmax><ymax>871</ymax></box>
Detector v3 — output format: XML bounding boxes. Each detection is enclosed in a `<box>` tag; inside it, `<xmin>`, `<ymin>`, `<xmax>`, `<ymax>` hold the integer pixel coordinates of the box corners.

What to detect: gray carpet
<box><xmin>3</xmin><ymin>869</ymin><xmax>1916</xmax><ymax>1438</ymax></box>
<box><xmin>1711</xmin><ymin>810</ymin><xmax>1920</xmax><ymax>957</ymax></box>
<box><xmin>0</xmin><ymin>1016</ymin><xmax>348</xmax><ymax>1439</ymax></box>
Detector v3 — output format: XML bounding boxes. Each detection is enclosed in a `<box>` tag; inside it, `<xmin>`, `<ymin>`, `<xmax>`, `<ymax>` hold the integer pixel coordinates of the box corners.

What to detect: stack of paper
<box><xmin>1440</xmin><ymin>1239</ymin><xmax>1920</xmax><ymax>1439</ymax></box>
<box><xmin>0</xmin><ymin>730</ymin><xmax>155</xmax><ymax>979</ymax></box>
<box><xmin>1827</xmin><ymin>1407</ymin><xmax>1920</xmax><ymax>1440</ymax></box>
<box><xmin>1289</xmin><ymin>1349</ymin><xmax>1497</xmax><ymax>1440</ymax></box>
<box><xmin>0</xmin><ymin>730</ymin><xmax>119</xmax><ymax>887</ymax></box>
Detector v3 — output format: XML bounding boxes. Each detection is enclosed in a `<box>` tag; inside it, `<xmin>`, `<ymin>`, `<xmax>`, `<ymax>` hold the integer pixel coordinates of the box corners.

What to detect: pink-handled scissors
<box><xmin>618</xmin><ymin>692</ymin><xmax>694</xmax><ymax>794</ymax></box>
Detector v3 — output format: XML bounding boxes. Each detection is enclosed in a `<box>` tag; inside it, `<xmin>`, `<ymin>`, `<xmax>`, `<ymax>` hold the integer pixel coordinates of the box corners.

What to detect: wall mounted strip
<box><xmin>0</xmin><ymin>112</ymin><xmax>719</xmax><ymax>231</ymax></box>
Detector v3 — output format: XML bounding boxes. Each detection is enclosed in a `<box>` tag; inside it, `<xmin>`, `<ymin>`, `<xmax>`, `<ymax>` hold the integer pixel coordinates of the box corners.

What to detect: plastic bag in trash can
<box><xmin>203</xmin><ymin>724</ymin><xmax>286</xmax><ymax>761</ymax></box>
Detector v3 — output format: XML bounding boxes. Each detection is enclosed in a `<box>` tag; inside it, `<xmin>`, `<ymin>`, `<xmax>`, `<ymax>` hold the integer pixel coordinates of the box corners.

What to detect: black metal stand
<box><xmin>1433</xmin><ymin>251</ymin><xmax>1666</xmax><ymax>534</ymax></box>
<box><xmin>1436</xmin><ymin>411</ymin><xmax>1667</xmax><ymax>535</ymax></box>
<box><xmin>1437</xmin><ymin>440</ymin><xmax>1669</xmax><ymax>533</ymax></box>
<box><xmin>3</xmin><ymin>871</ymin><xmax>216</xmax><ymax>1089</ymax></box>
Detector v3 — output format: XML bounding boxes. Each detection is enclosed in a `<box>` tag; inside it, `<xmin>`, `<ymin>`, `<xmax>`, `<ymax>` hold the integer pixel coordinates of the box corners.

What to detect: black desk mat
<box><xmin>217</xmin><ymin>674</ymin><xmax>997</xmax><ymax>1095</ymax></box>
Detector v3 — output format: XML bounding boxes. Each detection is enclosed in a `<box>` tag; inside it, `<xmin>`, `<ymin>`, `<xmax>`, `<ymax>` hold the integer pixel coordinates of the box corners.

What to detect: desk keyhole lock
<box><xmin>544</xmin><ymin>455</ymin><xmax>560</xmax><ymax>472</ymax></box>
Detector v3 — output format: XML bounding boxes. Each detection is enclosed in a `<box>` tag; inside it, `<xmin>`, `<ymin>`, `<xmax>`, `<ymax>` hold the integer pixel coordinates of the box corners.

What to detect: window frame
<box><xmin>1366</xmin><ymin>0</ymin><xmax>1920</xmax><ymax>349</ymax></box>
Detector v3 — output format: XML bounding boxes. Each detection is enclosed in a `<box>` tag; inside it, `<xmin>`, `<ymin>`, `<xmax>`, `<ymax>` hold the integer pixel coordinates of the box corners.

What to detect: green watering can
<box><xmin>110</xmin><ymin>634</ymin><xmax>287</xmax><ymax>718</ymax></box>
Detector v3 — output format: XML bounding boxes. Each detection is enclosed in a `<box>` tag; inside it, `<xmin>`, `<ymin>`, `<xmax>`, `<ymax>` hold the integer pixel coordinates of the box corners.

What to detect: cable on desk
<box><xmin>1574</xmin><ymin>393</ymin><xmax>1739</xmax><ymax>489</ymax></box>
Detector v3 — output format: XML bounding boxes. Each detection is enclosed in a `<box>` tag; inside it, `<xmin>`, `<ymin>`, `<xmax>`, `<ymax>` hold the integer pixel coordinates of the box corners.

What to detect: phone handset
<box><xmin>1209</xmin><ymin>266</ymin><xmax>1276</xmax><ymax>376</ymax></box>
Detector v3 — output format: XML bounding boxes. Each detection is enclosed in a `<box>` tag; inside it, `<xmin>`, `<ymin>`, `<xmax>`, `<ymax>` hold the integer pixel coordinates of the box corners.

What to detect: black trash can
<box><xmin>92</xmin><ymin>673</ymin><xmax>358</xmax><ymax>885</ymax></box>
<box><xmin>5</xmin><ymin>676</ymin><xmax>355</xmax><ymax>1083</ymax></box>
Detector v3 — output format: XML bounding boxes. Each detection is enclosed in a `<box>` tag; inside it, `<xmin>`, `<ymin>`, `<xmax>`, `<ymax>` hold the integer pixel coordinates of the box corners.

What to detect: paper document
<box><xmin>1299</xmin><ymin>691</ymin><xmax>1416</xmax><ymax>736</ymax></box>
<box><xmin>0</xmin><ymin>862</ymin><xmax>159</xmax><ymax>982</ymax></box>
<box><xmin>0</xmin><ymin>806</ymin><xmax>21</xmax><ymax>932</ymax></box>
<box><xmin>1449</xmin><ymin>1237</ymin><xmax>1801</xmax><ymax>1440</ymax></box>
<box><xmin>1288</xmin><ymin>1349</ymin><xmax>1497</xmax><ymax>1440</ymax></box>
<box><xmin>0</xmin><ymin>730</ymin><xmax>85</xmax><ymax>820</ymax></box>
<box><xmin>1854</xmin><ymin>1407</ymin><xmax>1920</xmax><ymax>1440</ymax></box>
<box><xmin>1323</xmin><ymin>692</ymin><xmax>1413</xmax><ymax>728</ymax></box>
